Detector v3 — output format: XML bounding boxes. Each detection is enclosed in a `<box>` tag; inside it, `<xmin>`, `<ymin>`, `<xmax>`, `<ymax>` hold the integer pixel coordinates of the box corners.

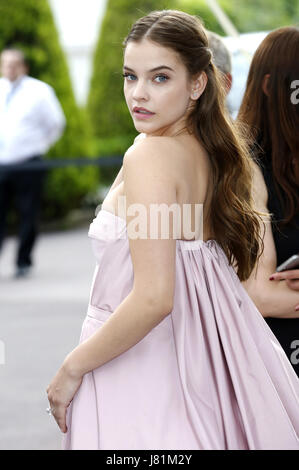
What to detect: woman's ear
<box><xmin>262</xmin><ymin>74</ymin><xmax>270</xmax><ymax>96</ymax></box>
<box><xmin>224</xmin><ymin>72</ymin><xmax>232</xmax><ymax>94</ymax></box>
<box><xmin>190</xmin><ymin>72</ymin><xmax>208</xmax><ymax>100</ymax></box>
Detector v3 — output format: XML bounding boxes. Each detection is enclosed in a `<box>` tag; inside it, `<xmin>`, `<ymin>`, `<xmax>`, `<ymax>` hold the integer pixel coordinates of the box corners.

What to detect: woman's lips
<box><xmin>133</xmin><ymin>107</ymin><xmax>155</xmax><ymax>120</ymax></box>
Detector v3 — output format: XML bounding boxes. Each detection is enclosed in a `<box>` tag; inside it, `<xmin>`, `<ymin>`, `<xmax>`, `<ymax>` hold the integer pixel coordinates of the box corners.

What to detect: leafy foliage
<box><xmin>177</xmin><ymin>0</ymin><xmax>299</xmax><ymax>33</ymax></box>
<box><xmin>219</xmin><ymin>0</ymin><xmax>299</xmax><ymax>33</ymax></box>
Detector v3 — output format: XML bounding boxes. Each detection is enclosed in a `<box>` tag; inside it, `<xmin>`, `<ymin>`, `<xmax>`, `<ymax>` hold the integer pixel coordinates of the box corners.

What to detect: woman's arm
<box><xmin>47</xmin><ymin>138</ymin><xmax>178</xmax><ymax>431</ymax></box>
<box><xmin>242</xmin><ymin>163</ymin><xmax>299</xmax><ymax>318</ymax></box>
<box><xmin>66</xmin><ymin>137</ymin><xmax>178</xmax><ymax>374</ymax></box>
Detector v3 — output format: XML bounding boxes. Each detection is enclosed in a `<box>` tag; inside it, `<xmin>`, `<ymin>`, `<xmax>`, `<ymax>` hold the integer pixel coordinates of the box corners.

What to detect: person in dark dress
<box><xmin>238</xmin><ymin>26</ymin><xmax>299</xmax><ymax>376</ymax></box>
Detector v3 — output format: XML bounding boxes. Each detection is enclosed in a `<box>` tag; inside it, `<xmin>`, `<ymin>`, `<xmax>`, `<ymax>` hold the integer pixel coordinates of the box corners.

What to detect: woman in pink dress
<box><xmin>47</xmin><ymin>10</ymin><xmax>299</xmax><ymax>450</ymax></box>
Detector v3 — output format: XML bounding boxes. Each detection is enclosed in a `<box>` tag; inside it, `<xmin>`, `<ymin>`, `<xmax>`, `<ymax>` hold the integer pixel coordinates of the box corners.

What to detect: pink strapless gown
<box><xmin>62</xmin><ymin>210</ymin><xmax>299</xmax><ymax>450</ymax></box>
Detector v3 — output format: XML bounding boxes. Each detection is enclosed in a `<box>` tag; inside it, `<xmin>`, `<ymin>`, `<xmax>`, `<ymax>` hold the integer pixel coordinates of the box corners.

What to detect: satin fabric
<box><xmin>62</xmin><ymin>209</ymin><xmax>299</xmax><ymax>450</ymax></box>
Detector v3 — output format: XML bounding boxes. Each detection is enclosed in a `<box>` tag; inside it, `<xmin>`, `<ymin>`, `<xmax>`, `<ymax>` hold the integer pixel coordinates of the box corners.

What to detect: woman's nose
<box><xmin>132</xmin><ymin>79</ymin><xmax>149</xmax><ymax>101</ymax></box>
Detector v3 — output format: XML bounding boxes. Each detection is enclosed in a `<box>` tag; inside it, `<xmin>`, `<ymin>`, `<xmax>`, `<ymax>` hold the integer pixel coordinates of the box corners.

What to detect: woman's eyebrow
<box><xmin>123</xmin><ymin>65</ymin><xmax>175</xmax><ymax>72</ymax></box>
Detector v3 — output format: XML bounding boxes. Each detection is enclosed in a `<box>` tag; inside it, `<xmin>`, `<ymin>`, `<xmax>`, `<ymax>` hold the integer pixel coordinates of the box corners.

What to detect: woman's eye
<box><xmin>154</xmin><ymin>74</ymin><xmax>169</xmax><ymax>83</ymax></box>
<box><xmin>122</xmin><ymin>73</ymin><xmax>169</xmax><ymax>83</ymax></box>
<box><xmin>122</xmin><ymin>73</ymin><xmax>136</xmax><ymax>81</ymax></box>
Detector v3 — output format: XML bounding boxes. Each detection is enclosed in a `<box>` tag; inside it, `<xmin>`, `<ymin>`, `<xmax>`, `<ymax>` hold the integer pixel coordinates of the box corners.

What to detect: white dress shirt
<box><xmin>0</xmin><ymin>75</ymin><xmax>66</xmax><ymax>164</ymax></box>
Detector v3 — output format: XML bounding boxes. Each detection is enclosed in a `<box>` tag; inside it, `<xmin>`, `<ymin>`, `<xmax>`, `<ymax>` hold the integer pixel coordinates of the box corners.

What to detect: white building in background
<box><xmin>49</xmin><ymin>0</ymin><xmax>108</xmax><ymax>106</ymax></box>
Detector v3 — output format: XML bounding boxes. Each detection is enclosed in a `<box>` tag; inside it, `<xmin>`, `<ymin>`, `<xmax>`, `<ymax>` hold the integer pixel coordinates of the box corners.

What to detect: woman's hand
<box><xmin>269</xmin><ymin>269</ymin><xmax>299</xmax><ymax>311</ymax></box>
<box><xmin>46</xmin><ymin>360</ymin><xmax>83</xmax><ymax>433</ymax></box>
<box><xmin>270</xmin><ymin>269</ymin><xmax>299</xmax><ymax>290</ymax></box>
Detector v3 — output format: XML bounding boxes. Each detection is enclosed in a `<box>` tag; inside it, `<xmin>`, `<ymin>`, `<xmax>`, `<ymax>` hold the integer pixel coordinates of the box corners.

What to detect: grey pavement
<box><xmin>0</xmin><ymin>226</ymin><xmax>95</xmax><ymax>450</ymax></box>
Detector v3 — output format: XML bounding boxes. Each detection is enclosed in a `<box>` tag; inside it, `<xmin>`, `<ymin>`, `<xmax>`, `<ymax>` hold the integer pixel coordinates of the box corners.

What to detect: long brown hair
<box><xmin>123</xmin><ymin>10</ymin><xmax>263</xmax><ymax>281</ymax></box>
<box><xmin>238</xmin><ymin>26</ymin><xmax>299</xmax><ymax>226</ymax></box>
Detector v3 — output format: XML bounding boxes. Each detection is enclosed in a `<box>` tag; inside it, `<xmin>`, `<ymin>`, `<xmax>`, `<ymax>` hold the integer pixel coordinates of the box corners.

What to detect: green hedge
<box><xmin>218</xmin><ymin>0</ymin><xmax>299</xmax><ymax>33</ymax></box>
<box><xmin>0</xmin><ymin>0</ymin><xmax>98</xmax><ymax>219</ymax></box>
<box><xmin>178</xmin><ymin>0</ymin><xmax>299</xmax><ymax>33</ymax></box>
<box><xmin>175</xmin><ymin>0</ymin><xmax>225</xmax><ymax>33</ymax></box>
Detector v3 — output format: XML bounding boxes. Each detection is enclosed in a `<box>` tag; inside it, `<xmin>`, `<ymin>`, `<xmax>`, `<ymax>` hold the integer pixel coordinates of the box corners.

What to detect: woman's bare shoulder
<box><xmin>126</xmin><ymin>135</ymin><xmax>180</xmax><ymax>154</ymax></box>
<box><xmin>124</xmin><ymin>136</ymin><xmax>182</xmax><ymax>168</ymax></box>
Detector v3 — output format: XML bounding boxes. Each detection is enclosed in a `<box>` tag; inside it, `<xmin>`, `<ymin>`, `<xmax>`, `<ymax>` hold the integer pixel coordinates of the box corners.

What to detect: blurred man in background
<box><xmin>0</xmin><ymin>48</ymin><xmax>66</xmax><ymax>278</ymax></box>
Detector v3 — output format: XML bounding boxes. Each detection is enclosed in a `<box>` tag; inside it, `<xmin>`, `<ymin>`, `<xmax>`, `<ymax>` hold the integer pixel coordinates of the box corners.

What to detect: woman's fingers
<box><xmin>269</xmin><ymin>270</ymin><xmax>299</xmax><ymax>304</ymax></box>
<box><xmin>52</xmin><ymin>404</ymin><xmax>67</xmax><ymax>433</ymax></box>
<box><xmin>269</xmin><ymin>269</ymin><xmax>299</xmax><ymax>284</ymax></box>
<box><xmin>46</xmin><ymin>363</ymin><xmax>83</xmax><ymax>433</ymax></box>
<box><xmin>47</xmin><ymin>390</ymin><xmax>67</xmax><ymax>433</ymax></box>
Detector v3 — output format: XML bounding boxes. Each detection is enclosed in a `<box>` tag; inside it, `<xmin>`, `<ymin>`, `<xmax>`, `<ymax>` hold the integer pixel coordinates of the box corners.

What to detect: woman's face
<box><xmin>123</xmin><ymin>39</ymin><xmax>198</xmax><ymax>137</ymax></box>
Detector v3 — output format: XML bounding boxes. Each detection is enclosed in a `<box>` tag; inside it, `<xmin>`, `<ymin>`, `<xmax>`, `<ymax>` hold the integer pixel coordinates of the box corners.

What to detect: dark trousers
<box><xmin>0</xmin><ymin>156</ymin><xmax>46</xmax><ymax>268</ymax></box>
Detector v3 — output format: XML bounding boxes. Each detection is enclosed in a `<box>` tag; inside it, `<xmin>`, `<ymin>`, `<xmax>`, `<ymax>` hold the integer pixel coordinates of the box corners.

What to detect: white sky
<box><xmin>49</xmin><ymin>0</ymin><xmax>107</xmax><ymax>48</ymax></box>
<box><xmin>48</xmin><ymin>0</ymin><xmax>108</xmax><ymax>104</ymax></box>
